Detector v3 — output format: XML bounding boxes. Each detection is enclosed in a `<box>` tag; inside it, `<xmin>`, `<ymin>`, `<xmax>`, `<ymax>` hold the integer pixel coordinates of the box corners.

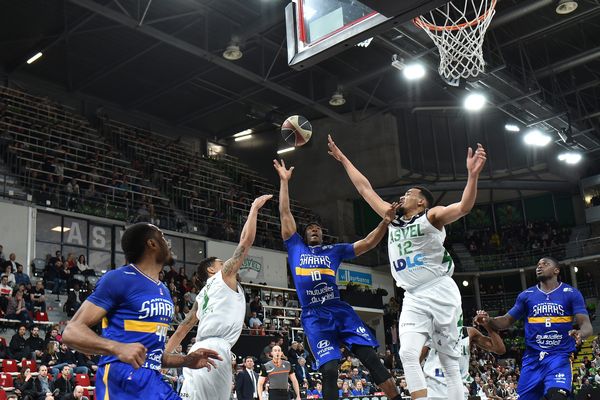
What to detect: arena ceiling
<box><xmin>1</xmin><ymin>0</ymin><xmax>600</xmax><ymax>185</ymax></box>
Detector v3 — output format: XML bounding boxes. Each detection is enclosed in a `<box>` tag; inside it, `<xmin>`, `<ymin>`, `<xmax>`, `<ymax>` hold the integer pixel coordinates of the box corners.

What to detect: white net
<box><xmin>413</xmin><ymin>0</ymin><xmax>496</xmax><ymax>86</ymax></box>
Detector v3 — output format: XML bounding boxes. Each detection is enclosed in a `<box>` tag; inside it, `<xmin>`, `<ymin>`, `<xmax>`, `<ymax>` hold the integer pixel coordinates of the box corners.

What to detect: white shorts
<box><xmin>398</xmin><ymin>276</ymin><xmax>463</xmax><ymax>357</ymax></box>
<box><xmin>426</xmin><ymin>376</ymin><xmax>469</xmax><ymax>400</ymax></box>
<box><xmin>180</xmin><ymin>338</ymin><xmax>233</xmax><ymax>400</ymax></box>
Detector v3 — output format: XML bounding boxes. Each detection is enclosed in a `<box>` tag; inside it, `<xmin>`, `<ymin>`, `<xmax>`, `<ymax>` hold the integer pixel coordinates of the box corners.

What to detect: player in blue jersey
<box><xmin>475</xmin><ymin>257</ymin><xmax>592</xmax><ymax>400</ymax></box>
<box><xmin>274</xmin><ymin>159</ymin><xmax>403</xmax><ymax>400</ymax></box>
<box><xmin>63</xmin><ymin>223</ymin><xmax>221</xmax><ymax>400</ymax></box>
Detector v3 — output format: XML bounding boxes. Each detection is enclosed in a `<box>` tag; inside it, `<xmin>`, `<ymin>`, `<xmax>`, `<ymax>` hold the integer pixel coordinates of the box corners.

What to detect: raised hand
<box><xmin>115</xmin><ymin>342</ymin><xmax>147</xmax><ymax>369</ymax></box>
<box><xmin>466</xmin><ymin>143</ymin><xmax>487</xmax><ymax>176</ymax></box>
<box><xmin>251</xmin><ymin>194</ymin><xmax>273</xmax><ymax>211</ymax></box>
<box><xmin>473</xmin><ymin>310</ymin><xmax>490</xmax><ymax>327</ymax></box>
<box><xmin>569</xmin><ymin>329</ymin><xmax>582</xmax><ymax>346</ymax></box>
<box><xmin>384</xmin><ymin>202</ymin><xmax>400</xmax><ymax>223</ymax></box>
<box><xmin>183</xmin><ymin>348</ymin><xmax>223</xmax><ymax>370</ymax></box>
<box><xmin>327</xmin><ymin>134</ymin><xmax>345</xmax><ymax>162</ymax></box>
<box><xmin>273</xmin><ymin>159</ymin><xmax>294</xmax><ymax>181</ymax></box>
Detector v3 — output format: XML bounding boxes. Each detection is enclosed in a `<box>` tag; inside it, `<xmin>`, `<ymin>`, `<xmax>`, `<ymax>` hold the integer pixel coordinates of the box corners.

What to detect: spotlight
<box><xmin>403</xmin><ymin>63</ymin><xmax>426</xmax><ymax>80</ymax></box>
<box><xmin>329</xmin><ymin>91</ymin><xmax>346</xmax><ymax>106</ymax></box>
<box><xmin>558</xmin><ymin>151</ymin><xmax>582</xmax><ymax>164</ymax></box>
<box><xmin>277</xmin><ymin>147</ymin><xmax>295</xmax><ymax>154</ymax></box>
<box><xmin>464</xmin><ymin>93</ymin><xmax>486</xmax><ymax>111</ymax></box>
<box><xmin>223</xmin><ymin>45</ymin><xmax>242</xmax><ymax>60</ymax></box>
<box><xmin>462</xmin><ymin>280</ymin><xmax>469</xmax><ymax>287</ymax></box>
<box><xmin>523</xmin><ymin>129</ymin><xmax>551</xmax><ymax>147</ymax></box>
<box><xmin>574</xmin><ymin>266</ymin><xmax>579</xmax><ymax>273</ymax></box>
<box><xmin>27</xmin><ymin>52</ymin><xmax>43</xmax><ymax>64</ymax></box>
<box><xmin>234</xmin><ymin>134</ymin><xmax>252</xmax><ymax>142</ymax></box>
<box><xmin>233</xmin><ymin>129</ymin><xmax>253</xmax><ymax>137</ymax></box>
<box><xmin>556</xmin><ymin>0</ymin><xmax>578</xmax><ymax>14</ymax></box>
<box><xmin>505</xmin><ymin>124</ymin><xmax>520</xmax><ymax>132</ymax></box>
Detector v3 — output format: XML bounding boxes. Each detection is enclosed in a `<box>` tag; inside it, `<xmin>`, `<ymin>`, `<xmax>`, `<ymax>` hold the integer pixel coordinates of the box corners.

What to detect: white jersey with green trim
<box><xmin>195</xmin><ymin>270</ymin><xmax>246</xmax><ymax>347</ymax></box>
<box><xmin>387</xmin><ymin>210</ymin><xmax>454</xmax><ymax>291</ymax></box>
<box><xmin>423</xmin><ymin>327</ymin><xmax>472</xmax><ymax>386</ymax></box>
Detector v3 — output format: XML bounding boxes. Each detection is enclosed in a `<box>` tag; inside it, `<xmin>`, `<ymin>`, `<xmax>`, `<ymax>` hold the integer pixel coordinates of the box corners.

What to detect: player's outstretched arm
<box><xmin>353</xmin><ymin>202</ymin><xmax>400</xmax><ymax>256</ymax></box>
<box><xmin>273</xmin><ymin>159</ymin><xmax>297</xmax><ymax>240</ymax></box>
<box><xmin>63</xmin><ymin>301</ymin><xmax>147</xmax><ymax>369</ymax></box>
<box><xmin>165</xmin><ymin>300</ymin><xmax>199</xmax><ymax>354</ymax></box>
<box><xmin>428</xmin><ymin>143</ymin><xmax>487</xmax><ymax>229</ymax></box>
<box><xmin>222</xmin><ymin>194</ymin><xmax>273</xmax><ymax>288</ymax></box>
<box><xmin>474</xmin><ymin>310</ymin><xmax>516</xmax><ymax>331</ymax></box>
<box><xmin>162</xmin><ymin>347</ymin><xmax>221</xmax><ymax>370</ymax></box>
<box><xmin>289</xmin><ymin>372</ymin><xmax>302</xmax><ymax>400</ymax></box>
<box><xmin>257</xmin><ymin>376</ymin><xmax>267</xmax><ymax>400</ymax></box>
<box><xmin>328</xmin><ymin>135</ymin><xmax>390</xmax><ymax>218</ymax></box>
<box><xmin>468</xmin><ymin>326</ymin><xmax>506</xmax><ymax>355</ymax></box>
<box><xmin>570</xmin><ymin>313</ymin><xmax>593</xmax><ymax>346</ymax></box>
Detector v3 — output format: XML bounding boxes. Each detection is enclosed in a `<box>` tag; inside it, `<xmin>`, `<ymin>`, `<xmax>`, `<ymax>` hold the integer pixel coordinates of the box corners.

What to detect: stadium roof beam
<box><xmin>69</xmin><ymin>0</ymin><xmax>353</xmax><ymax>125</ymax></box>
<box><xmin>535</xmin><ymin>46</ymin><xmax>600</xmax><ymax>79</ymax></box>
<box><xmin>490</xmin><ymin>0</ymin><xmax>554</xmax><ymax>29</ymax></box>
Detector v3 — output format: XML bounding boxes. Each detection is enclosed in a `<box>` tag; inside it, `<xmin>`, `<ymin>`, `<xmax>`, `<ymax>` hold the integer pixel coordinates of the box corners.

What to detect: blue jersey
<box><xmin>285</xmin><ymin>233</ymin><xmax>355</xmax><ymax>308</ymax></box>
<box><xmin>87</xmin><ymin>264</ymin><xmax>174</xmax><ymax>371</ymax></box>
<box><xmin>508</xmin><ymin>282</ymin><xmax>587</xmax><ymax>357</ymax></box>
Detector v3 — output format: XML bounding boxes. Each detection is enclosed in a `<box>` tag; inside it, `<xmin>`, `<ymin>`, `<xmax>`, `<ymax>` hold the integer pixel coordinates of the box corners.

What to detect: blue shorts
<box><xmin>96</xmin><ymin>362</ymin><xmax>180</xmax><ymax>400</ymax></box>
<box><xmin>517</xmin><ymin>352</ymin><xmax>572</xmax><ymax>400</ymax></box>
<box><xmin>302</xmin><ymin>301</ymin><xmax>379</xmax><ymax>367</ymax></box>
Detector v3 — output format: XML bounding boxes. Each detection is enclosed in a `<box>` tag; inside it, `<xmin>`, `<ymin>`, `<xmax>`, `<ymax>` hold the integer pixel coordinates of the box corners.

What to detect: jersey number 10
<box><xmin>310</xmin><ymin>270</ymin><xmax>322</xmax><ymax>281</ymax></box>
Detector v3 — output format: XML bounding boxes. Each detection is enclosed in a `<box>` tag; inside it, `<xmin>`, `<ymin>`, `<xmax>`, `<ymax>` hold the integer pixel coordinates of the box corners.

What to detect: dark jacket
<box><xmin>235</xmin><ymin>369</ymin><xmax>259</xmax><ymax>400</ymax></box>
<box><xmin>294</xmin><ymin>364</ymin><xmax>313</xmax><ymax>387</ymax></box>
<box><xmin>9</xmin><ymin>332</ymin><xmax>30</xmax><ymax>359</ymax></box>
<box><xmin>26</xmin><ymin>335</ymin><xmax>45</xmax><ymax>353</ymax></box>
<box><xmin>53</xmin><ymin>375</ymin><xmax>76</xmax><ymax>397</ymax></box>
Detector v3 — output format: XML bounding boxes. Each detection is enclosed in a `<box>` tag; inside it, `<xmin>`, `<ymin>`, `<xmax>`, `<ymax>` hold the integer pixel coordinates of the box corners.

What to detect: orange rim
<box><xmin>413</xmin><ymin>0</ymin><xmax>496</xmax><ymax>32</ymax></box>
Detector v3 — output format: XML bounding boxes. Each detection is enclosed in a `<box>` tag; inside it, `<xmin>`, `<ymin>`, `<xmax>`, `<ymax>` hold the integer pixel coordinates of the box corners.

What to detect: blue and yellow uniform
<box><xmin>87</xmin><ymin>264</ymin><xmax>178</xmax><ymax>400</ymax></box>
<box><xmin>508</xmin><ymin>282</ymin><xmax>588</xmax><ymax>400</ymax></box>
<box><xmin>285</xmin><ymin>233</ymin><xmax>378</xmax><ymax>367</ymax></box>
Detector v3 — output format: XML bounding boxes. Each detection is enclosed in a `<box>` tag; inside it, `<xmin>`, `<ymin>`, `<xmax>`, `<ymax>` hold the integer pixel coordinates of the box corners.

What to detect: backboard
<box><xmin>286</xmin><ymin>0</ymin><xmax>449</xmax><ymax>70</ymax></box>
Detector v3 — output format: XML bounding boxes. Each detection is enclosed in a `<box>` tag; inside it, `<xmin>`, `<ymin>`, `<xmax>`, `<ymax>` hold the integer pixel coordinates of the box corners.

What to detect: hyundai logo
<box><xmin>317</xmin><ymin>340</ymin><xmax>330</xmax><ymax>349</ymax></box>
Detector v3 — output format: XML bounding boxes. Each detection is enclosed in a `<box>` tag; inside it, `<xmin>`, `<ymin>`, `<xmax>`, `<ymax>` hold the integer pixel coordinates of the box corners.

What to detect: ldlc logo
<box><xmin>317</xmin><ymin>340</ymin><xmax>330</xmax><ymax>349</ymax></box>
<box><xmin>392</xmin><ymin>254</ymin><xmax>424</xmax><ymax>272</ymax></box>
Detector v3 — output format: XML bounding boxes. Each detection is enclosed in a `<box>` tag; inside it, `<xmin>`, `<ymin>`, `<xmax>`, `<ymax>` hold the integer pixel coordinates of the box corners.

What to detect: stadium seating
<box><xmin>0</xmin><ymin>373</ymin><xmax>14</xmax><ymax>391</ymax></box>
<box><xmin>1</xmin><ymin>359</ymin><xmax>18</xmax><ymax>374</ymax></box>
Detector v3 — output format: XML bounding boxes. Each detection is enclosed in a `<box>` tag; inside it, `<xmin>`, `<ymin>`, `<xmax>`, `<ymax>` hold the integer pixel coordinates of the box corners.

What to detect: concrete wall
<box><xmin>0</xmin><ymin>201</ymin><xmax>35</xmax><ymax>273</ymax></box>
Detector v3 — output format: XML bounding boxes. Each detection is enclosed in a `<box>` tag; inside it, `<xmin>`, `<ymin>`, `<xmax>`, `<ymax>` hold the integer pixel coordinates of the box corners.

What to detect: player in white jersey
<box><xmin>328</xmin><ymin>134</ymin><xmax>487</xmax><ymax>400</ymax></box>
<box><xmin>422</xmin><ymin>311</ymin><xmax>506</xmax><ymax>400</ymax></box>
<box><xmin>165</xmin><ymin>194</ymin><xmax>273</xmax><ymax>400</ymax></box>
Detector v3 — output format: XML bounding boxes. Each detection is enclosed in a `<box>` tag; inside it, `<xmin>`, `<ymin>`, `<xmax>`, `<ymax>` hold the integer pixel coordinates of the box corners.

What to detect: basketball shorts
<box><xmin>517</xmin><ymin>351</ymin><xmax>572</xmax><ymax>400</ymax></box>
<box><xmin>302</xmin><ymin>300</ymin><xmax>378</xmax><ymax>367</ymax></box>
<box><xmin>95</xmin><ymin>361</ymin><xmax>180</xmax><ymax>400</ymax></box>
<box><xmin>180</xmin><ymin>337</ymin><xmax>233</xmax><ymax>400</ymax></box>
<box><xmin>398</xmin><ymin>276</ymin><xmax>463</xmax><ymax>357</ymax></box>
<box><xmin>426</xmin><ymin>376</ymin><xmax>469</xmax><ymax>400</ymax></box>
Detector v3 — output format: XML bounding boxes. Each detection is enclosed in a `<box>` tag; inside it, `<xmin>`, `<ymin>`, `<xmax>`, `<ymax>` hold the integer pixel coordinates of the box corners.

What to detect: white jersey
<box><xmin>195</xmin><ymin>271</ymin><xmax>246</xmax><ymax>347</ymax></box>
<box><xmin>424</xmin><ymin>327</ymin><xmax>472</xmax><ymax>386</ymax></box>
<box><xmin>387</xmin><ymin>211</ymin><xmax>454</xmax><ymax>291</ymax></box>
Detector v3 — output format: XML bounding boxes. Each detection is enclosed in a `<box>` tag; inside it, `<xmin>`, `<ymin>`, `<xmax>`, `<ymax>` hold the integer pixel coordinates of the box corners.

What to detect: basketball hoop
<box><xmin>413</xmin><ymin>0</ymin><xmax>497</xmax><ymax>86</ymax></box>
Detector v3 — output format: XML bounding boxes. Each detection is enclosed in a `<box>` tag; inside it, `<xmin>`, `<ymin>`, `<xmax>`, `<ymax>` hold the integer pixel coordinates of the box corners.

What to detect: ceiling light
<box><xmin>27</xmin><ymin>52</ymin><xmax>43</xmax><ymax>64</ymax></box>
<box><xmin>462</xmin><ymin>280</ymin><xmax>469</xmax><ymax>287</ymax></box>
<box><xmin>523</xmin><ymin>129</ymin><xmax>551</xmax><ymax>146</ymax></box>
<box><xmin>505</xmin><ymin>124</ymin><xmax>520</xmax><ymax>132</ymax></box>
<box><xmin>234</xmin><ymin>134</ymin><xmax>252</xmax><ymax>142</ymax></box>
<box><xmin>233</xmin><ymin>129</ymin><xmax>253</xmax><ymax>137</ymax></box>
<box><xmin>329</xmin><ymin>91</ymin><xmax>346</xmax><ymax>106</ymax></box>
<box><xmin>403</xmin><ymin>63</ymin><xmax>426</xmax><ymax>80</ymax></box>
<box><xmin>223</xmin><ymin>45</ymin><xmax>242</xmax><ymax>61</ymax></box>
<box><xmin>558</xmin><ymin>151</ymin><xmax>582</xmax><ymax>164</ymax></box>
<box><xmin>574</xmin><ymin>266</ymin><xmax>579</xmax><ymax>273</ymax></box>
<box><xmin>464</xmin><ymin>93</ymin><xmax>486</xmax><ymax>111</ymax></box>
<box><xmin>556</xmin><ymin>0</ymin><xmax>578</xmax><ymax>14</ymax></box>
<box><xmin>277</xmin><ymin>147</ymin><xmax>295</xmax><ymax>154</ymax></box>
<box><xmin>51</xmin><ymin>226</ymin><xmax>70</xmax><ymax>232</ymax></box>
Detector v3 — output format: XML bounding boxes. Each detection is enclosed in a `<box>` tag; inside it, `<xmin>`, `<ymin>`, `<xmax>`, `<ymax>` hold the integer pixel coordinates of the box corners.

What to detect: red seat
<box><xmin>0</xmin><ymin>389</ymin><xmax>7</xmax><ymax>400</ymax></box>
<box><xmin>0</xmin><ymin>373</ymin><xmax>14</xmax><ymax>390</ymax></box>
<box><xmin>21</xmin><ymin>359</ymin><xmax>37</xmax><ymax>372</ymax></box>
<box><xmin>1</xmin><ymin>359</ymin><xmax>18</xmax><ymax>374</ymax></box>
<box><xmin>35</xmin><ymin>311</ymin><xmax>49</xmax><ymax>322</ymax></box>
<box><xmin>75</xmin><ymin>373</ymin><xmax>93</xmax><ymax>398</ymax></box>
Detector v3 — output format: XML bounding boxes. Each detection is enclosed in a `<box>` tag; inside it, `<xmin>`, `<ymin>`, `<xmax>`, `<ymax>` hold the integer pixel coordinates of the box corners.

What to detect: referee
<box><xmin>258</xmin><ymin>345</ymin><xmax>301</xmax><ymax>400</ymax></box>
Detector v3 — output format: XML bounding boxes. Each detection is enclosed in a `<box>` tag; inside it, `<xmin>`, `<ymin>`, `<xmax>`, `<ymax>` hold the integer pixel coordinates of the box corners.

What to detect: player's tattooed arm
<box><xmin>327</xmin><ymin>135</ymin><xmax>391</xmax><ymax>218</ymax></box>
<box><xmin>222</xmin><ymin>194</ymin><xmax>272</xmax><ymax>287</ymax></box>
<box><xmin>570</xmin><ymin>313</ymin><xmax>593</xmax><ymax>346</ymax></box>
<box><xmin>468</xmin><ymin>327</ymin><xmax>506</xmax><ymax>355</ymax></box>
<box><xmin>165</xmin><ymin>300</ymin><xmax>199</xmax><ymax>353</ymax></box>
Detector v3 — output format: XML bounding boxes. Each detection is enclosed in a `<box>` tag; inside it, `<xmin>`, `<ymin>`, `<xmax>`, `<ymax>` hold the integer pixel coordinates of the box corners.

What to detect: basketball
<box><xmin>281</xmin><ymin>115</ymin><xmax>312</xmax><ymax>147</ymax></box>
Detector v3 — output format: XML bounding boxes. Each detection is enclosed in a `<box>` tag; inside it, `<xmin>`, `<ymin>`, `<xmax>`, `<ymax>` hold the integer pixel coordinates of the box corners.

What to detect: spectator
<box><xmin>2</xmin><ymin>253</ymin><xmax>22</xmax><ymax>277</ymax></box>
<box><xmin>338</xmin><ymin>381</ymin><xmax>351</xmax><ymax>397</ymax></box>
<box><xmin>9</xmin><ymin>324</ymin><xmax>31</xmax><ymax>360</ymax></box>
<box><xmin>41</xmin><ymin>341</ymin><xmax>60</xmax><ymax>373</ymax></box>
<box><xmin>248</xmin><ymin>312</ymin><xmax>262</xmax><ymax>330</ymax></box>
<box><xmin>14</xmin><ymin>263</ymin><xmax>31</xmax><ymax>287</ymax></box>
<box><xmin>44</xmin><ymin>327</ymin><xmax>61</xmax><ymax>347</ymax></box>
<box><xmin>308</xmin><ymin>382</ymin><xmax>323</xmax><ymax>398</ymax></box>
<box><xmin>26</xmin><ymin>325</ymin><xmax>45</xmax><ymax>359</ymax></box>
<box><xmin>6</xmin><ymin>290</ymin><xmax>33</xmax><ymax>324</ymax></box>
<box><xmin>294</xmin><ymin>357</ymin><xmax>312</xmax><ymax>388</ymax></box>
<box><xmin>0</xmin><ymin>274</ymin><xmax>13</xmax><ymax>310</ymax></box>
<box><xmin>4</xmin><ymin>263</ymin><xmax>16</xmax><ymax>287</ymax></box>
<box><xmin>172</xmin><ymin>304</ymin><xmax>185</xmax><ymax>324</ymax></box>
<box><xmin>0</xmin><ymin>333</ymin><xmax>9</xmax><ymax>359</ymax></box>
<box><xmin>63</xmin><ymin>385</ymin><xmax>88</xmax><ymax>400</ymax></box>
<box><xmin>288</xmin><ymin>341</ymin><xmax>300</xmax><ymax>367</ymax></box>
<box><xmin>31</xmin><ymin>280</ymin><xmax>47</xmax><ymax>312</ymax></box>
<box><xmin>249</xmin><ymin>295</ymin><xmax>262</xmax><ymax>315</ymax></box>
<box><xmin>260</xmin><ymin>339</ymin><xmax>276</xmax><ymax>364</ymax></box>
<box><xmin>37</xmin><ymin>364</ymin><xmax>55</xmax><ymax>400</ymax></box>
<box><xmin>76</xmin><ymin>255</ymin><xmax>88</xmax><ymax>272</ymax></box>
<box><xmin>53</xmin><ymin>365</ymin><xmax>76</xmax><ymax>399</ymax></box>
<box><xmin>52</xmin><ymin>259</ymin><xmax>68</xmax><ymax>295</ymax></box>
<box><xmin>351</xmin><ymin>380</ymin><xmax>368</xmax><ymax>396</ymax></box>
<box><xmin>398</xmin><ymin>378</ymin><xmax>410</xmax><ymax>397</ymax></box>
<box><xmin>55</xmin><ymin>342</ymin><xmax>89</xmax><ymax>376</ymax></box>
